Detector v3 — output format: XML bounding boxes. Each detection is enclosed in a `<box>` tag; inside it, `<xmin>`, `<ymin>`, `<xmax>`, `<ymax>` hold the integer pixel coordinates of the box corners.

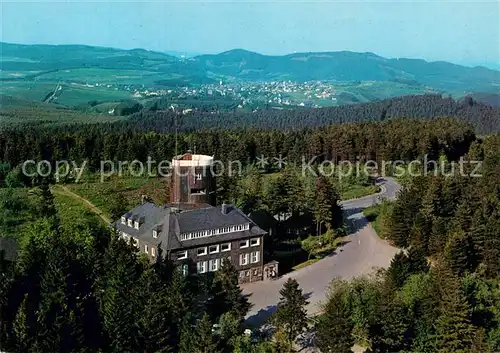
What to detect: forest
<box><xmin>120</xmin><ymin>94</ymin><xmax>500</xmax><ymax>134</ymax></box>
<box><xmin>1</xmin><ymin>131</ymin><xmax>499</xmax><ymax>352</ymax></box>
<box><xmin>316</xmin><ymin>135</ymin><xmax>500</xmax><ymax>352</ymax></box>
<box><xmin>0</xmin><ymin>116</ymin><xmax>476</xmax><ymax>180</ymax></box>
<box><xmin>1</xmin><ymin>93</ymin><xmax>500</xmax><ymax>352</ymax></box>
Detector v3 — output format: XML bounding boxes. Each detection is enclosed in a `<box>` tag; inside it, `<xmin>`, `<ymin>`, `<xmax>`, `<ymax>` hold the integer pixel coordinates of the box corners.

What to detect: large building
<box><xmin>115</xmin><ymin>202</ymin><xmax>266</xmax><ymax>283</ymax></box>
<box><xmin>114</xmin><ymin>152</ymin><xmax>276</xmax><ymax>283</ymax></box>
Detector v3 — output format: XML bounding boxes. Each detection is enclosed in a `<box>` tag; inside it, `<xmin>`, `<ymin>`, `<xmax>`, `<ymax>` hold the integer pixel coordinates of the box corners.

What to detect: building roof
<box><xmin>114</xmin><ymin>203</ymin><xmax>266</xmax><ymax>251</ymax></box>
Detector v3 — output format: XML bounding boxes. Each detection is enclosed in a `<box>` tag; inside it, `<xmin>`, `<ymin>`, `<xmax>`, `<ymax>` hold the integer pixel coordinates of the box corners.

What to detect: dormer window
<box><xmin>127</xmin><ymin>219</ymin><xmax>133</xmax><ymax>227</ymax></box>
<box><xmin>134</xmin><ymin>221</ymin><xmax>139</xmax><ymax>230</ymax></box>
<box><xmin>153</xmin><ymin>229</ymin><xmax>158</xmax><ymax>238</ymax></box>
<box><xmin>121</xmin><ymin>216</ymin><xmax>126</xmax><ymax>225</ymax></box>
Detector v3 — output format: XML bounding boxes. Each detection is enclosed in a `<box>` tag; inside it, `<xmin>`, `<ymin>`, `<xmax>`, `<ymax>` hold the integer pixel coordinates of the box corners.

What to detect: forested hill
<box><xmin>193</xmin><ymin>49</ymin><xmax>500</xmax><ymax>93</ymax></box>
<box><xmin>125</xmin><ymin>94</ymin><xmax>500</xmax><ymax>135</ymax></box>
<box><xmin>2</xmin><ymin>42</ymin><xmax>499</xmax><ymax>94</ymax></box>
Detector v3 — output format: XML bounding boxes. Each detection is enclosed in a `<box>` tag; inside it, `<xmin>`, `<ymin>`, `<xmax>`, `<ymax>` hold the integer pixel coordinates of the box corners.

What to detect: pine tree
<box><xmin>387</xmin><ymin>202</ymin><xmax>412</xmax><ymax>248</ymax></box>
<box><xmin>210</xmin><ymin>259</ymin><xmax>250</xmax><ymax>322</ymax></box>
<box><xmin>138</xmin><ymin>268</ymin><xmax>172</xmax><ymax>353</ymax></box>
<box><xmin>370</xmin><ymin>295</ymin><xmax>411</xmax><ymax>353</ymax></box>
<box><xmin>272</xmin><ymin>278</ymin><xmax>309</xmax><ymax>344</ymax></box>
<box><xmin>98</xmin><ymin>236</ymin><xmax>141</xmax><ymax>352</ymax></box>
<box><xmin>37</xmin><ymin>182</ymin><xmax>60</xmax><ymax>231</ymax></box>
<box><xmin>386</xmin><ymin>251</ymin><xmax>411</xmax><ymax>288</ymax></box>
<box><xmin>428</xmin><ymin>216</ymin><xmax>448</xmax><ymax>256</ymax></box>
<box><xmin>407</xmin><ymin>239</ymin><xmax>429</xmax><ymax>274</ymax></box>
<box><xmin>12</xmin><ymin>294</ymin><xmax>31</xmax><ymax>352</ymax></box>
<box><xmin>387</xmin><ymin>185</ymin><xmax>421</xmax><ymax>248</ymax></box>
<box><xmin>315</xmin><ymin>280</ymin><xmax>353</xmax><ymax>352</ymax></box>
<box><xmin>167</xmin><ymin>266</ymin><xmax>195</xmax><ymax>348</ymax></box>
<box><xmin>313</xmin><ymin>176</ymin><xmax>332</xmax><ymax>233</ymax></box>
<box><xmin>433</xmin><ymin>263</ymin><xmax>476</xmax><ymax>353</ymax></box>
<box><xmin>191</xmin><ymin>313</ymin><xmax>219</xmax><ymax>353</ymax></box>
<box><xmin>34</xmin><ymin>247</ymin><xmax>75</xmax><ymax>353</ymax></box>
<box><xmin>444</xmin><ymin>231</ymin><xmax>472</xmax><ymax>276</ymax></box>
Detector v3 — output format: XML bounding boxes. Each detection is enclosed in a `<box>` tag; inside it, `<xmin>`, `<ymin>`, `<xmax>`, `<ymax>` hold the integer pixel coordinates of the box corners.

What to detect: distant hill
<box><xmin>1</xmin><ymin>42</ymin><xmax>499</xmax><ymax>96</ymax></box>
<box><xmin>192</xmin><ymin>49</ymin><xmax>500</xmax><ymax>94</ymax></box>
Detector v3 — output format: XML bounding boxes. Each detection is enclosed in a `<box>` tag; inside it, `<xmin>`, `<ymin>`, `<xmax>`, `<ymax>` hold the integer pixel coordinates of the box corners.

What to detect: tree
<box><xmin>433</xmin><ymin>263</ymin><xmax>476</xmax><ymax>353</ymax></box>
<box><xmin>386</xmin><ymin>251</ymin><xmax>411</xmax><ymax>288</ymax></box>
<box><xmin>301</xmin><ymin>235</ymin><xmax>320</xmax><ymax>260</ymax></box>
<box><xmin>272</xmin><ymin>278</ymin><xmax>309</xmax><ymax>344</ymax></box>
<box><xmin>315</xmin><ymin>279</ymin><xmax>354</xmax><ymax>352</ymax></box>
<box><xmin>37</xmin><ymin>182</ymin><xmax>60</xmax><ymax>231</ymax></box>
<box><xmin>188</xmin><ymin>313</ymin><xmax>219</xmax><ymax>353</ymax></box>
<box><xmin>370</xmin><ymin>295</ymin><xmax>411</xmax><ymax>353</ymax></box>
<box><xmin>313</xmin><ymin>176</ymin><xmax>333</xmax><ymax>234</ymax></box>
<box><xmin>98</xmin><ymin>236</ymin><xmax>141</xmax><ymax>352</ymax></box>
<box><xmin>265</xmin><ymin>176</ymin><xmax>288</xmax><ymax>221</ymax></box>
<box><xmin>444</xmin><ymin>231</ymin><xmax>473</xmax><ymax>276</ymax></box>
<box><xmin>108</xmin><ymin>193</ymin><xmax>128</xmax><ymax>222</ymax></box>
<box><xmin>12</xmin><ymin>294</ymin><xmax>31</xmax><ymax>352</ymax></box>
<box><xmin>210</xmin><ymin>259</ymin><xmax>250</xmax><ymax>322</ymax></box>
<box><xmin>407</xmin><ymin>239</ymin><xmax>429</xmax><ymax>274</ymax></box>
<box><xmin>218</xmin><ymin>311</ymin><xmax>241</xmax><ymax>349</ymax></box>
<box><xmin>138</xmin><ymin>269</ymin><xmax>172</xmax><ymax>353</ymax></box>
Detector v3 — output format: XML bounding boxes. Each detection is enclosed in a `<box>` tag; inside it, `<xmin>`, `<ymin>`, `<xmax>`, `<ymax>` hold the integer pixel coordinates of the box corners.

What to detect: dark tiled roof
<box><xmin>0</xmin><ymin>237</ymin><xmax>19</xmax><ymax>261</ymax></box>
<box><xmin>114</xmin><ymin>203</ymin><xmax>266</xmax><ymax>250</ymax></box>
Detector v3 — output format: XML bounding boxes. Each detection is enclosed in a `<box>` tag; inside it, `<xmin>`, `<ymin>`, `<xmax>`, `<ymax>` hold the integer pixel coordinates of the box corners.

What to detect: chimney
<box><xmin>221</xmin><ymin>203</ymin><xmax>229</xmax><ymax>215</ymax></box>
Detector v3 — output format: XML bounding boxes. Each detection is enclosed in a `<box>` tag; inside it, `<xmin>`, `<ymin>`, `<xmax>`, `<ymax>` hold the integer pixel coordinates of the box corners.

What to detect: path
<box><xmin>242</xmin><ymin>177</ymin><xmax>401</xmax><ymax>327</ymax></box>
<box><xmin>52</xmin><ymin>185</ymin><xmax>112</xmax><ymax>224</ymax></box>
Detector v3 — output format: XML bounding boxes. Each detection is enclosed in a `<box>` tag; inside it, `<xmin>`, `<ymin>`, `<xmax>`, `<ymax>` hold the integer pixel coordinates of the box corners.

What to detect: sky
<box><xmin>1</xmin><ymin>0</ymin><xmax>499</xmax><ymax>68</ymax></box>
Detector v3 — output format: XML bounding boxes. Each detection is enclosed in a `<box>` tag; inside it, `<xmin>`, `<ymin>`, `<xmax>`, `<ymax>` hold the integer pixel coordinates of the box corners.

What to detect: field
<box><xmin>65</xmin><ymin>176</ymin><xmax>169</xmax><ymax>220</ymax></box>
<box><xmin>0</xmin><ymin>187</ymin><xmax>103</xmax><ymax>247</ymax></box>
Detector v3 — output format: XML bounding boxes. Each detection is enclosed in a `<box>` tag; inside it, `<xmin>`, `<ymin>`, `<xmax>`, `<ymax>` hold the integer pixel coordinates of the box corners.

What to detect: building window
<box><xmin>195</xmin><ymin>173</ymin><xmax>202</xmax><ymax>180</ymax></box>
<box><xmin>221</xmin><ymin>243</ymin><xmax>231</xmax><ymax>252</ymax></box>
<box><xmin>245</xmin><ymin>223</ymin><xmax>250</xmax><ymax>230</ymax></box>
<box><xmin>144</xmin><ymin>244</ymin><xmax>148</xmax><ymax>254</ymax></box>
<box><xmin>153</xmin><ymin>230</ymin><xmax>158</xmax><ymax>238</ymax></box>
<box><xmin>151</xmin><ymin>247</ymin><xmax>156</xmax><ymax>257</ymax></box>
<box><xmin>197</xmin><ymin>261</ymin><xmax>207</xmax><ymax>274</ymax></box>
<box><xmin>197</xmin><ymin>247</ymin><xmax>207</xmax><ymax>256</ymax></box>
<box><xmin>180</xmin><ymin>233</ymin><xmax>191</xmax><ymax>241</ymax></box>
<box><xmin>253</xmin><ymin>269</ymin><xmax>258</xmax><ymax>276</ymax></box>
<box><xmin>209</xmin><ymin>245</ymin><xmax>219</xmax><ymax>254</ymax></box>
<box><xmin>239</xmin><ymin>271</ymin><xmax>245</xmax><ymax>278</ymax></box>
<box><xmin>209</xmin><ymin>259</ymin><xmax>219</xmax><ymax>272</ymax></box>
<box><xmin>121</xmin><ymin>216</ymin><xmax>126</xmax><ymax>225</ymax></box>
<box><xmin>245</xmin><ymin>271</ymin><xmax>250</xmax><ymax>277</ymax></box>
<box><xmin>239</xmin><ymin>253</ymin><xmax>249</xmax><ymax>266</ymax></box>
<box><xmin>251</xmin><ymin>251</ymin><xmax>260</xmax><ymax>264</ymax></box>
<box><xmin>132</xmin><ymin>237</ymin><xmax>139</xmax><ymax>248</ymax></box>
<box><xmin>239</xmin><ymin>240</ymin><xmax>249</xmax><ymax>249</ymax></box>
<box><xmin>177</xmin><ymin>251</ymin><xmax>188</xmax><ymax>260</ymax></box>
<box><xmin>250</xmin><ymin>238</ymin><xmax>260</xmax><ymax>247</ymax></box>
<box><xmin>127</xmin><ymin>219</ymin><xmax>133</xmax><ymax>227</ymax></box>
<box><xmin>134</xmin><ymin>221</ymin><xmax>140</xmax><ymax>230</ymax></box>
<box><xmin>182</xmin><ymin>264</ymin><xmax>189</xmax><ymax>276</ymax></box>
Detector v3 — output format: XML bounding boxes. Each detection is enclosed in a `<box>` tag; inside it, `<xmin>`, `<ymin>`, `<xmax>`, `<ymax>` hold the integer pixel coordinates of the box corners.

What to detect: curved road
<box><xmin>243</xmin><ymin>177</ymin><xmax>401</xmax><ymax>326</ymax></box>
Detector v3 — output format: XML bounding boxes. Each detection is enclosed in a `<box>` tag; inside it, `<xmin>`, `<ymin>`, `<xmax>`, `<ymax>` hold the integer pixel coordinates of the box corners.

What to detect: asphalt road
<box><xmin>242</xmin><ymin>177</ymin><xmax>401</xmax><ymax>327</ymax></box>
